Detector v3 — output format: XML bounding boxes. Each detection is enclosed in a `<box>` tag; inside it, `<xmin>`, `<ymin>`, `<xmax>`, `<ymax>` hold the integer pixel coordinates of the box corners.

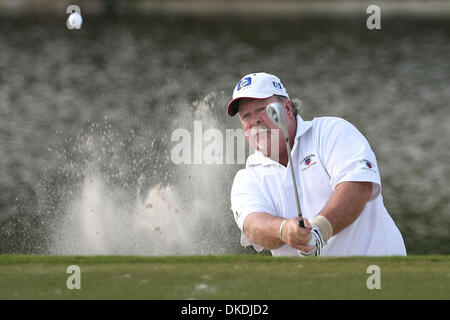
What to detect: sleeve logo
<box><xmin>359</xmin><ymin>159</ymin><xmax>377</xmax><ymax>172</ymax></box>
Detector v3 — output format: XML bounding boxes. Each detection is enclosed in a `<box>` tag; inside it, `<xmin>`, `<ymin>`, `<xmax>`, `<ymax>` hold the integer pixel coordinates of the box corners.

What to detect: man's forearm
<box><xmin>318</xmin><ymin>181</ymin><xmax>373</xmax><ymax>236</ymax></box>
<box><xmin>243</xmin><ymin>212</ymin><xmax>285</xmax><ymax>250</ymax></box>
<box><xmin>242</xmin><ymin>182</ymin><xmax>372</xmax><ymax>251</ymax></box>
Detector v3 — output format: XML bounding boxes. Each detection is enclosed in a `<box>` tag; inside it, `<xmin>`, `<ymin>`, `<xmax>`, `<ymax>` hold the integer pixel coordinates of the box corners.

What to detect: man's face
<box><xmin>237</xmin><ymin>96</ymin><xmax>286</xmax><ymax>158</ymax></box>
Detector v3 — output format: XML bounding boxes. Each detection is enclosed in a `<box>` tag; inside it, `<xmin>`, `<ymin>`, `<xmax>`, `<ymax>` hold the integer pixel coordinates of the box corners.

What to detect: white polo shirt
<box><xmin>231</xmin><ymin>115</ymin><xmax>406</xmax><ymax>256</ymax></box>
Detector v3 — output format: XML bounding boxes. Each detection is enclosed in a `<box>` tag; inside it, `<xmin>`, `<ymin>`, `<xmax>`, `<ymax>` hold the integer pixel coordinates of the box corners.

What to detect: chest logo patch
<box><xmin>301</xmin><ymin>153</ymin><xmax>317</xmax><ymax>171</ymax></box>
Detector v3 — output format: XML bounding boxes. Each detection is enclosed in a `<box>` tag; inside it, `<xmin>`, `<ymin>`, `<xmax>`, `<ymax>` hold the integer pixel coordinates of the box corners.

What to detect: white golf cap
<box><xmin>227</xmin><ymin>72</ymin><xmax>289</xmax><ymax>116</ymax></box>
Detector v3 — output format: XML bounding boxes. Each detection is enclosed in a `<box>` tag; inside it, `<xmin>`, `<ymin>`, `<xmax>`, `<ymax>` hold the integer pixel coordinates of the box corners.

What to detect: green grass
<box><xmin>0</xmin><ymin>255</ymin><xmax>448</xmax><ymax>299</ymax></box>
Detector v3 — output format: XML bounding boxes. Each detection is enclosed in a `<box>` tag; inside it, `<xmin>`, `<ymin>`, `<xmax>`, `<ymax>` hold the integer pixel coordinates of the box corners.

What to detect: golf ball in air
<box><xmin>68</xmin><ymin>12</ymin><xmax>83</xmax><ymax>29</ymax></box>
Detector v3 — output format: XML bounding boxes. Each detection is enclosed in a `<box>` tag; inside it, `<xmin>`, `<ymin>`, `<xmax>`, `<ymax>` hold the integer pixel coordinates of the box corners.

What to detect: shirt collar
<box><xmin>247</xmin><ymin>115</ymin><xmax>312</xmax><ymax>167</ymax></box>
<box><xmin>294</xmin><ymin>114</ymin><xmax>312</xmax><ymax>142</ymax></box>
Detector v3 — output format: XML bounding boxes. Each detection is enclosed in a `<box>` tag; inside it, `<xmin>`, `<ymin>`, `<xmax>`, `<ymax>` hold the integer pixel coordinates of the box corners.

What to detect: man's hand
<box><xmin>297</xmin><ymin>225</ymin><xmax>327</xmax><ymax>256</ymax></box>
<box><xmin>280</xmin><ymin>218</ymin><xmax>315</xmax><ymax>252</ymax></box>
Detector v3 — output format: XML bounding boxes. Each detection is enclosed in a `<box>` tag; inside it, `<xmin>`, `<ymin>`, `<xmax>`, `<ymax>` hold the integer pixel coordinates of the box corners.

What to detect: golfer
<box><xmin>229</xmin><ymin>72</ymin><xmax>406</xmax><ymax>256</ymax></box>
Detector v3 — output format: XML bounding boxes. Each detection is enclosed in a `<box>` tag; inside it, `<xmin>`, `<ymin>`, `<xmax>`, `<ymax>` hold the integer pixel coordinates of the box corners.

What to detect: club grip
<box><xmin>298</xmin><ymin>218</ymin><xmax>305</xmax><ymax>228</ymax></box>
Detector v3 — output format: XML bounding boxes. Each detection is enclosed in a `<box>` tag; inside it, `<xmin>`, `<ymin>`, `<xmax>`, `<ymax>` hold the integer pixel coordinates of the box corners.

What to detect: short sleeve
<box><xmin>230</xmin><ymin>169</ymin><xmax>275</xmax><ymax>251</ymax></box>
<box><xmin>318</xmin><ymin>118</ymin><xmax>382</xmax><ymax>201</ymax></box>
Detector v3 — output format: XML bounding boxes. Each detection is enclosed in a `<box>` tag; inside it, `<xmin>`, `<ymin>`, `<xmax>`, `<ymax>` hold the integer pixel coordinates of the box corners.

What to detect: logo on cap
<box><xmin>273</xmin><ymin>82</ymin><xmax>283</xmax><ymax>90</ymax></box>
<box><xmin>237</xmin><ymin>77</ymin><xmax>252</xmax><ymax>91</ymax></box>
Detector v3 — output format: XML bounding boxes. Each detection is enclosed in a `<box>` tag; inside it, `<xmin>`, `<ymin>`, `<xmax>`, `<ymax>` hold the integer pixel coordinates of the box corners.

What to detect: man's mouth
<box><xmin>248</xmin><ymin>127</ymin><xmax>270</xmax><ymax>139</ymax></box>
<box><xmin>255</xmin><ymin>131</ymin><xmax>269</xmax><ymax>138</ymax></box>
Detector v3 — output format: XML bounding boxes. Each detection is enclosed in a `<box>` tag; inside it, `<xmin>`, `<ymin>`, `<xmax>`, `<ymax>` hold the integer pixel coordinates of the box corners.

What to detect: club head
<box><xmin>266</xmin><ymin>102</ymin><xmax>288</xmax><ymax>139</ymax></box>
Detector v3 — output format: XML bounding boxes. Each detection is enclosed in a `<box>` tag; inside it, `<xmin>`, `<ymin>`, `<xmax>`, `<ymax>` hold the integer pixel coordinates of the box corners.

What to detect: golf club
<box><xmin>266</xmin><ymin>102</ymin><xmax>306</xmax><ymax>229</ymax></box>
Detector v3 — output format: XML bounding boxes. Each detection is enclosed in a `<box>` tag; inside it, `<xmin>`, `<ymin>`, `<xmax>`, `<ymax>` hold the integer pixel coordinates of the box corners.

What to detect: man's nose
<box><xmin>250</xmin><ymin>114</ymin><xmax>263</xmax><ymax>127</ymax></box>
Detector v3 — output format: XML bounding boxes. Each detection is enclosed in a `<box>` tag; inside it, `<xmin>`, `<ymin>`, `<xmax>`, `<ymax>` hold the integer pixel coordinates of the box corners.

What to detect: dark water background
<box><xmin>0</xmin><ymin>14</ymin><xmax>449</xmax><ymax>254</ymax></box>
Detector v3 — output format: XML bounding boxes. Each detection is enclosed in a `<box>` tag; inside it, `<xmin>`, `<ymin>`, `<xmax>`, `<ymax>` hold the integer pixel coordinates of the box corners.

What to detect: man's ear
<box><xmin>285</xmin><ymin>99</ymin><xmax>295</xmax><ymax>120</ymax></box>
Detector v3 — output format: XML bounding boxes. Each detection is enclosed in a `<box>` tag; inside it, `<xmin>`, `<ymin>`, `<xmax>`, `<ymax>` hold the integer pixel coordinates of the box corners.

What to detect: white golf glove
<box><xmin>298</xmin><ymin>225</ymin><xmax>327</xmax><ymax>256</ymax></box>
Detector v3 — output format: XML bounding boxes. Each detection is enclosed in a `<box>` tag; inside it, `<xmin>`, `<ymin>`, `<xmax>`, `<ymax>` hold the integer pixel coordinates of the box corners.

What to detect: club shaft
<box><xmin>285</xmin><ymin>138</ymin><xmax>305</xmax><ymax>228</ymax></box>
